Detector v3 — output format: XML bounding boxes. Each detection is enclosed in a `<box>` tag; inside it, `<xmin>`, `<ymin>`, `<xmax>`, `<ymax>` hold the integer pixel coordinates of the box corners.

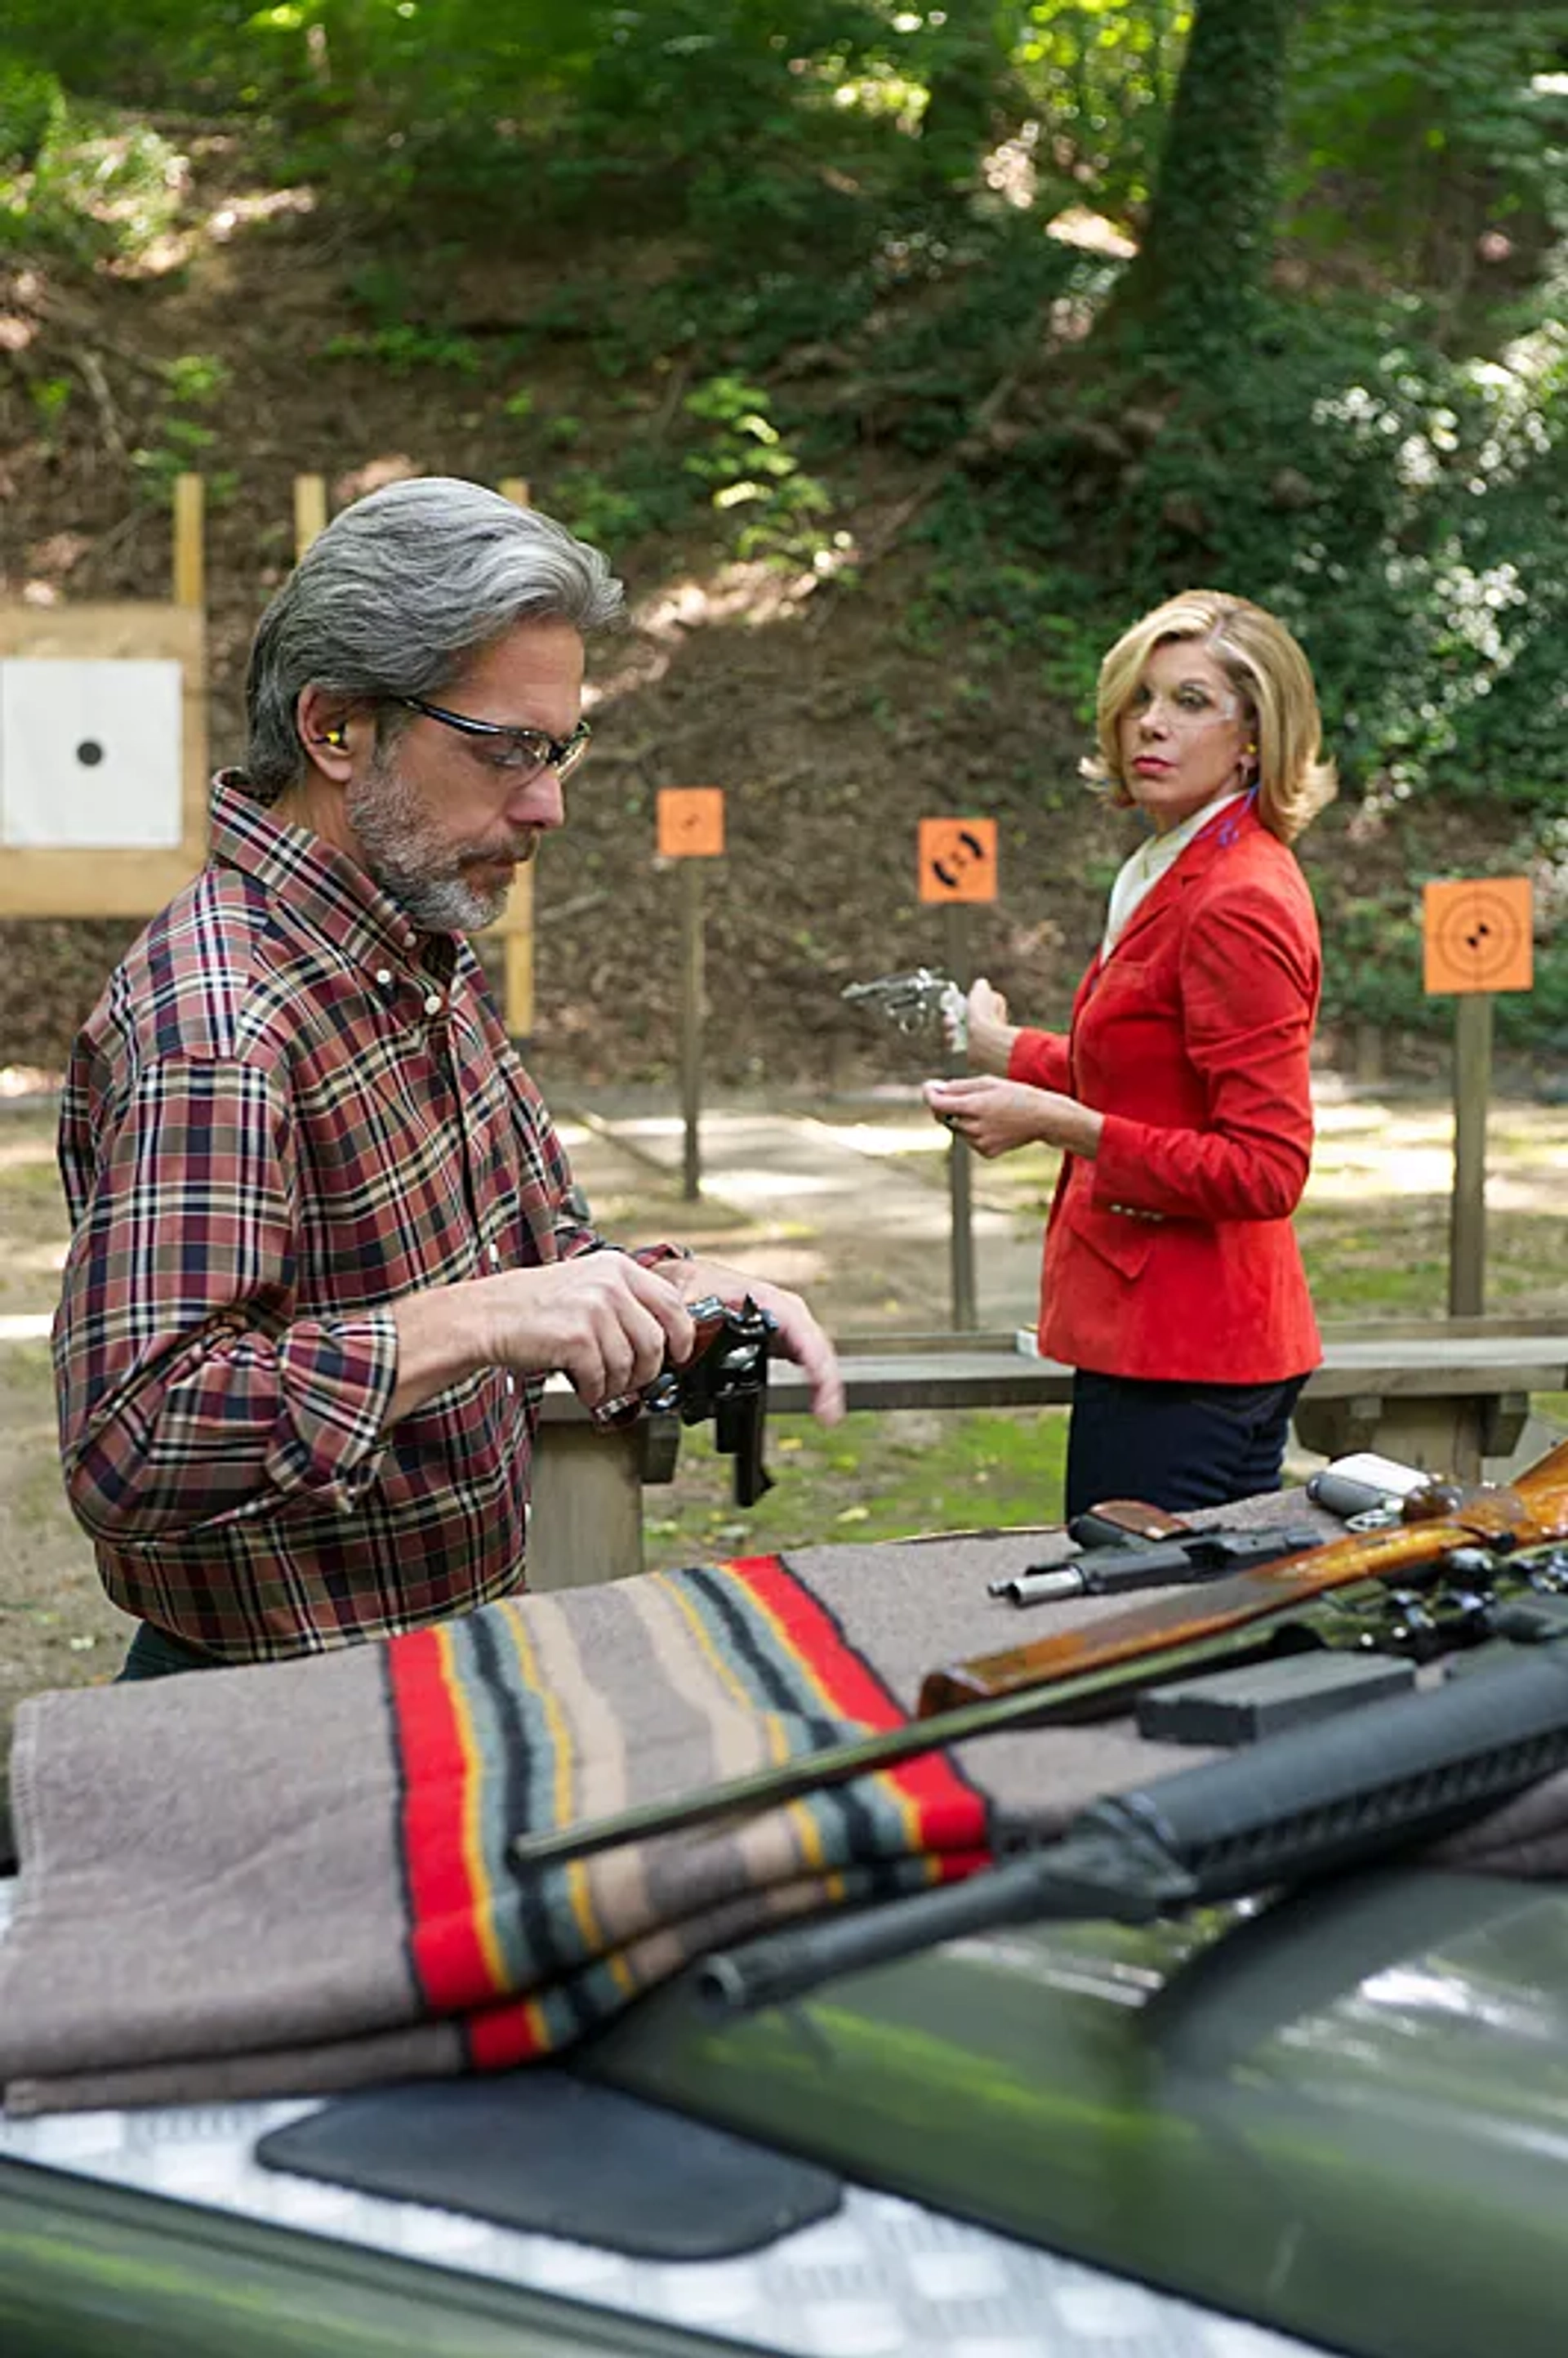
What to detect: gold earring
<box><xmin>321</xmin><ymin>726</ymin><xmax>347</xmax><ymax>748</ymax></box>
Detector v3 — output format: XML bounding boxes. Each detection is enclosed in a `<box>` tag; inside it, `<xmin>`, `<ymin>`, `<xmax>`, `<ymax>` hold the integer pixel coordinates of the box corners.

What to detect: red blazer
<box><xmin>1009</xmin><ymin>800</ymin><xmax>1321</xmax><ymax>1384</ymax></box>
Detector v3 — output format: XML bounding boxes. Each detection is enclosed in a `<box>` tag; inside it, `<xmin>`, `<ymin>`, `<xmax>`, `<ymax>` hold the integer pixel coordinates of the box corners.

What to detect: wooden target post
<box><xmin>0</xmin><ymin>473</ymin><xmax>209</xmax><ymax>918</ymax></box>
<box><xmin>1422</xmin><ymin>876</ymin><xmax>1535</xmax><ymax>1318</ymax></box>
<box><xmin>658</xmin><ymin>787</ymin><xmax>726</xmax><ymax>1200</ymax></box>
<box><xmin>919</xmin><ymin>817</ymin><xmax>998</xmax><ymax>1333</ymax></box>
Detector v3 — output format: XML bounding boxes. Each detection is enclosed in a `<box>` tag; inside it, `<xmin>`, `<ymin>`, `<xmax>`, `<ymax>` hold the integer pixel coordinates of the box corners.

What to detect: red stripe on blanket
<box><xmin>386</xmin><ymin>1626</ymin><xmax>505</xmax><ymax>2009</ymax></box>
<box><xmin>726</xmin><ymin>1555</ymin><xmax>988</xmax><ymax>1859</ymax></box>
<box><xmin>467</xmin><ymin>1997</ymin><xmax>547</xmax><ymax>2071</ymax></box>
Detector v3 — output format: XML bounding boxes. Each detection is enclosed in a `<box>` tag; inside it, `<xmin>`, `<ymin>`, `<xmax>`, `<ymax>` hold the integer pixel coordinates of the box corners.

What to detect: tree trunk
<box><xmin>1102</xmin><ymin>0</ymin><xmax>1299</xmax><ymax>350</ymax></box>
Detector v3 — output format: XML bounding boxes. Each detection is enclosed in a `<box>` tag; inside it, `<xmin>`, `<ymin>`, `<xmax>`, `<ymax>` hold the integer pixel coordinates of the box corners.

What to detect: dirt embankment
<box><xmin>2</xmin><ymin>149</ymin><xmax>1523</xmax><ymax>1094</ymax></box>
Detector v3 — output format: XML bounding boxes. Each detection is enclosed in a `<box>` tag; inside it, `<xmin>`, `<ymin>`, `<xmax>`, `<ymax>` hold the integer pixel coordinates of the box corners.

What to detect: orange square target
<box><xmin>1423</xmin><ymin>876</ymin><xmax>1533</xmax><ymax>996</ymax></box>
<box><xmin>919</xmin><ymin>817</ymin><xmax>997</xmax><ymax>903</ymax></box>
<box><xmin>657</xmin><ymin>787</ymin><xmax>725</xmax><ymax>858</ymax></box>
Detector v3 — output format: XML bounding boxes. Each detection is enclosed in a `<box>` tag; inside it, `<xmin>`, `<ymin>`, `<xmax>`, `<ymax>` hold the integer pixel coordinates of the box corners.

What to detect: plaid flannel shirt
<box><xmin>54</xmin><ymin>778</ymin><xmax>610</xmax><ymax>1663</ymax></box>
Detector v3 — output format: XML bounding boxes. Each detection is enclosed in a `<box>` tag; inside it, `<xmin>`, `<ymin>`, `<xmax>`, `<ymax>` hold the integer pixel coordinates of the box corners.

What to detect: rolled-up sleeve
<box><xmin>56</xmin><ymin>1057</ymin><xmax>399</xmax><ymax>1544</ymax></box>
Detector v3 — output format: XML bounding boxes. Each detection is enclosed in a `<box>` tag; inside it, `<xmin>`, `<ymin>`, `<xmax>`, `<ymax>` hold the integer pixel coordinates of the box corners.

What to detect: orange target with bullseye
<box><xmin>1422</xmin><ymin>877</ymin><xmax>1533</xmax><ymax>995</ymax></box>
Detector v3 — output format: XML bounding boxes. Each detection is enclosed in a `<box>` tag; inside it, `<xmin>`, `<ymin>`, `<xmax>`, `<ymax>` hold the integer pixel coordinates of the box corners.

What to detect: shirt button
<box><xmin>423</xmin><ymin>992</ymin><xmax>443</xmax><ymax>1016</ymax></box>
<box><xmin>374</xmin><ymin>968</ymin><xmax>393</xmax><ymax>988</ymax></box>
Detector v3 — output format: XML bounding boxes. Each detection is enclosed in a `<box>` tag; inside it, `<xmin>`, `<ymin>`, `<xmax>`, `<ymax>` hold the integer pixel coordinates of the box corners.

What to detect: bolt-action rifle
<box><xmin>509</xmin><ymin>1435</ymin><xmax>1568</xmax><ymax>1874</ymax></box>
<box><xmin>841</xmin><ymin>969</ymin><xmax>969</xmax><ymax>1051</ymax></box>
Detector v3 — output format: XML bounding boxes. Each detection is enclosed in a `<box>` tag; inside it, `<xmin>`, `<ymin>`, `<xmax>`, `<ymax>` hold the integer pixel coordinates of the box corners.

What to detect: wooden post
<box><xmin>528</xmin><ymin>1420</ymin><xmax>645</xmax><ymax>1587</ymax></box>
<box><xmin>169</xmin><ymin>472</ymin><xmax>209</xmax><ymax>876</ymax></box>
<box><xmin>172</xmin><ymin>474</ymin><xmax>204</xmax><ymax>610</ymax></box>
<box><xmin>679</xmin><ymin>859</ymin><xmax>705</xmax><ymax>1201</ymax></box>
<box><xmin>943</xmin><ymin>903</ymin><xmax>978</xmax><ymax>1332</ymax></box>
<box><xmin>1449</xmin><ymin>992</ymin><xmax>1492</xmax><ymax>1318</ymax></box>
<box><xmin>490</xmin><ymin>477</ymin><xmax>536</xmax><ymax>1039</ymax></box>
<box><xmin>293</xmin><ymin>473</ymin><xmax>327</xmax><ymax>558</ymax></box>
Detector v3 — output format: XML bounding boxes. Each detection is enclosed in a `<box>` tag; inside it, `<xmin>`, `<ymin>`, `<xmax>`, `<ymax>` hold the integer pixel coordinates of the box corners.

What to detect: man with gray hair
<box><xmin>54</xmin><ymin>477</ymin><xmax>844</xmax><ymax>1678</ymax></box>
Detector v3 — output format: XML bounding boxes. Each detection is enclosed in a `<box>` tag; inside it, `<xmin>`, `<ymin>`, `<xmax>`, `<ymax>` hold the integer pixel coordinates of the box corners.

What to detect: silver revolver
<box><xmin>841</xmin><ymin>968</ymin><xmax>968</xmax><ymax>1051</ymax></box>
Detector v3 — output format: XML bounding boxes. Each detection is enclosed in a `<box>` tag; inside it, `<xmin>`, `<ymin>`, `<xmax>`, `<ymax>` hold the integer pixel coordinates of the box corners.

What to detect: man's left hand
<box><xmin>669</xmin><ymin>1259</ymin><xmax>845</xmax><ymax>1425</ymax></box>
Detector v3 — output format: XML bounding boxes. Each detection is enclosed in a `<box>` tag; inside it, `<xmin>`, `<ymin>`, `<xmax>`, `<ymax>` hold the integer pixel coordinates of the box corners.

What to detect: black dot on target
<box><xmin>75</xmin><ymin>740</ymin><xmax>105</xmax><ymax>768</ymax></box>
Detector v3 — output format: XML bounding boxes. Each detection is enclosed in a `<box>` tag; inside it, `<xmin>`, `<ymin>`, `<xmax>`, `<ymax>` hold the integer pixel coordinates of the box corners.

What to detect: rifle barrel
<box><xmin>701</xmin><ymin>1625</ymin><xmax>1568</xmax><ymax>2017</ymax></box>
<box><xmin>506</xmin><ymin>1613</ymin><xmax>1350</xmax><ymax>1871</ymax></box>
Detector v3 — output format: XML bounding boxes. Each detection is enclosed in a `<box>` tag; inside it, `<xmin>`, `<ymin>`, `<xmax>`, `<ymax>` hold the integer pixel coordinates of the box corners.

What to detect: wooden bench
<box><xmin>526</xmin><ymin>1322</ymin><xmax>1568</xmax><ymax>1590</ymax></box>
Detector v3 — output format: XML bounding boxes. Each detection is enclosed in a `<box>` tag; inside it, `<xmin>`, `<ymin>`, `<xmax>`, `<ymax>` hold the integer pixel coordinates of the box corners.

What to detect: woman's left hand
<box><xmin>923</xmin><ymin>1076</ymin><xmax>1103</xmax><ymax>1161</ymax></box>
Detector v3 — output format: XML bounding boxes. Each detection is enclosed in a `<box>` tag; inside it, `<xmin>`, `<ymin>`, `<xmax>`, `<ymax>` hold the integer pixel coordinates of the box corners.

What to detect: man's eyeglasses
<box><xmin>397</xmin><ymin>695</ymin><xmax>592</xmax><ymax>782</ymax></box>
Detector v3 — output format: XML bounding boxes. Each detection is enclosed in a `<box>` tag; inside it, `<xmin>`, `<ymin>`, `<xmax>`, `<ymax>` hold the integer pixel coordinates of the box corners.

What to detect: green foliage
<box><xmin>0</xmin><ymin>54</ymin><xmax>65</xmax><ymax>171</ymax></box>
<box><xmin>131</xmin><ymin>351</ymin><xmax>238</xmax><ymax>505</ymax></box>
<box><xmin>683</xmin><ymin>375</ymin><xmax>837</xmax><ymax>566</ymax></box>
<box><xmin>1013</xmin><ymin>1</ymin><xmax>1191</xmax><ymax>217</ymax></box>
<box><xmin>546</xmin><ymin>463</ymin><xmax>677</xmax><ymax>552</ymax></box>
<box><xmin>1313</xmin><ymin>889</ymin><xmax>1427</xmax><ymax>1038</ymax></box>
<box><xmin>131</xmin><ymin>415</ymin><xmax>227</xmax><ymax>503</ymax></box>
<box><xmin>0</xmin><ymin>74</ymin><xmax>188</xmax><ymax>265</ymax></box>
<box><xmin>922</xmin><ymin>281</ymin><xmax>1568</xmax><ymax>813</ymax></box>
<box><xmin>320</xmin><ymin>323</ymin><xmax>484</xmax><ymax>377</ymax></box>
<box><xmin>163</xmin><ymin>352</ymin><xmax>229</xmax><ymax>404</ymax></box>
<box><xmin>28</xmin><ymin>373</ymin><xmax>72</xmax><ymax>440</ymax></box>
<box><xmin>1286</xmin><ymin>4</ymin><xmax>1568</xmax><ymax>280</ymax></box>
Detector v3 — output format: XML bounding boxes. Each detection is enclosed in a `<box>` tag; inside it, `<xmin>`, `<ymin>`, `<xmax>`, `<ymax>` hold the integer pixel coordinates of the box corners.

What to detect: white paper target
<box><xmin>0</xmin><ymin>658</ymin><xmax>185</xmax><ymax>849</ymax></box>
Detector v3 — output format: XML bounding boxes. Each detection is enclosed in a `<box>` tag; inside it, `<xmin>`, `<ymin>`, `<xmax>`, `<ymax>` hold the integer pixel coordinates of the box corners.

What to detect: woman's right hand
<box><xmin>960</xmin><ymin>976</ymin><xmax>1019</xmax><ymax>1076</ymax></box>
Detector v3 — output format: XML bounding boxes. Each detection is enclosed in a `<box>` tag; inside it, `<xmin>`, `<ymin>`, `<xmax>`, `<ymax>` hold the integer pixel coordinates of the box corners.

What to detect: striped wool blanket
<box><xmin>2</xmin><ymin>1513</ymin><xmax>1561</xmax><ymax>2116</ymax></box>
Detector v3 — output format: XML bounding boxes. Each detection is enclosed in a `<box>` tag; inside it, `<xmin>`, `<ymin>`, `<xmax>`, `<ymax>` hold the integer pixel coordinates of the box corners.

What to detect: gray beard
<box><xmin>347</xmin><ymin>756</ymin><xmax>516</xmax><ymax>933</ymax></box>
<box><xmin>376</xmin><ymin>867</ymin><xmax>507</xmax><ymax>934</ymax></box>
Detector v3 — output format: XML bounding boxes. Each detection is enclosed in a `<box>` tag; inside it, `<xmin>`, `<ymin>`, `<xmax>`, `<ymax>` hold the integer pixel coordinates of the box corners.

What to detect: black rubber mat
<box><xmin>255</xmin><ymin>2067</ymin><xmax>843</xmax><ymax>2259</ymax></box>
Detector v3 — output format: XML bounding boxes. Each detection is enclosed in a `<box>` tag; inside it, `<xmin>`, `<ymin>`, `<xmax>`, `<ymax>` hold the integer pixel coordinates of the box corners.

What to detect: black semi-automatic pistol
<box><xmin>842</xmin><ymin>969</ymin><xmax>968</xmax><ymax>1051</ymax></box>
<box><xmin>594</xmin><ymin>1295</ymin><xmax>777</xmax><ymax>1507</ymax></box>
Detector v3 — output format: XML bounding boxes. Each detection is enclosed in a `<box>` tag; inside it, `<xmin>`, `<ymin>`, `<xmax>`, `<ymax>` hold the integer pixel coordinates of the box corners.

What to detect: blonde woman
<box><xmin>926</xmin><ymin>589</ymin><xmax>1336</xmax><ymax>1518</ymax></box>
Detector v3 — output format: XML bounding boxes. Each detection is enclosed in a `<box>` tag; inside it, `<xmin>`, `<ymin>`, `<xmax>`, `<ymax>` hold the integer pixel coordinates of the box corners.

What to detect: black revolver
<box><xmin>593</xmin><ymin>1295</ymin><xmax>777</xmax><ymax>1507</ymax></box>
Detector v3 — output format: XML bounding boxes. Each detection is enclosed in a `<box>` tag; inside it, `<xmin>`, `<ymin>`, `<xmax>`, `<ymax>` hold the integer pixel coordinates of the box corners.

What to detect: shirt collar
<box><xmin>1132</xmin><ymin>786</ymin><xmax>1250</xmax><ymax>876</ymax></box>
<box><xmin>210</xmin><ymin>772</ymin><xmax>454</xmax><ymax>980</ymax></box>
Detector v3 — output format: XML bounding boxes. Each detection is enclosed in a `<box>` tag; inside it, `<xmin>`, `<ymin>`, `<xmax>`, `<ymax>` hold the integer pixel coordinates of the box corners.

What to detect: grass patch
<box><xmin>644</xmin><ymin>1406</ymin><xmax>1068</xmax><ymax>1570</ymax></box>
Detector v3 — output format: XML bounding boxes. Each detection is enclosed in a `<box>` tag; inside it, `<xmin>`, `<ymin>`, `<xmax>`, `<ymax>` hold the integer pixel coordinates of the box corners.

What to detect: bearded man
<box><xmin>54</xmin><ymin>477</ymin><xmax>842</xmax><ymax>1678</ymax></box>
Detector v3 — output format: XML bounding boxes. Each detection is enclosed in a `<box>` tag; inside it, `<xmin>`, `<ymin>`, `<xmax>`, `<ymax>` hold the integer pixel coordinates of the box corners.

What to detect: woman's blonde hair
<box><xmin>1084</xmin><ymin>588</ymin><xmax>1337</xmax><ymax>844</ymax></box>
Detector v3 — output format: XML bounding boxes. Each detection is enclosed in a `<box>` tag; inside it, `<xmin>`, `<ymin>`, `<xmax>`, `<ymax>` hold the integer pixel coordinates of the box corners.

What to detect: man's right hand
<box><xmin>388</xmin><ymin>1254</ymin><xmax>695</xmax><ymax>1426</ymax></box>
<box><xmin>483</xmin><ymin>1254</ymin><xmax>696</xmax><ymax>1409</ymax></box>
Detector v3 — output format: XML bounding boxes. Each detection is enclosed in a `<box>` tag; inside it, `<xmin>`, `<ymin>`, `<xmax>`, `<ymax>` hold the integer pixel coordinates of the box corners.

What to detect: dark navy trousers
<box><xmin>1064</xmin><ymin>1368</ymin><xmax>1309</xmax><ymax>1522</ymax></box>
